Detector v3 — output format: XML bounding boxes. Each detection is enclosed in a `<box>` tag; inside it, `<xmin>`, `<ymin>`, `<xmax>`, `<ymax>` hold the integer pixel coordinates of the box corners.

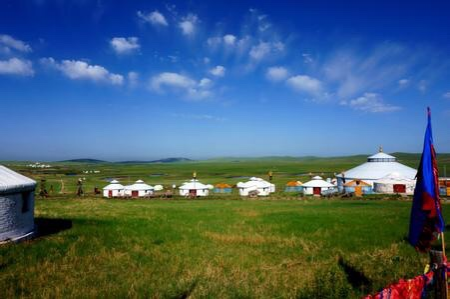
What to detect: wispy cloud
<box><xmin>443</xmin><ymin>91</ymin><xmax>450</xmax><ymax>99</ymax></box>
<box><xmin>398</xmin><ymin>78</ymin><xmax>409</xmax><ymax>88</ymax></box>
<box><xmin>149</xmin><ymin>72</ymin><xmax>213</xmax><ymax>100</ymax></box>
<box><xmin>341</xmin><ymin>93</ymin><xmax>401</xmax><ymax>113</ymax></box>
<box><xmin>286</xmin><ymin>75</ymin><xmax>324</xmax><ymax>97</ymax></box>
<box><xmin>266</xmin><ymin>66</ymin><xmax>288</xmax><ymax>82</ymax></box>
<box><xmin>179</xmin><ymin>14</ymin><xmax>199</xmax><ymax>36</ymax></box>
<box><xmin>249</xmin><ymin>41</ymin><xmax>284</xmax><ymax>61</ymax></box>
<box><xmin>41</xmin><ymin>57</ymin><xmax>123</xmax><ymax>85</ymax></box>
<box><xmin>0</xmin><ymin>34</ymin><xmax>32</xmax><ymax>54</ymax></box>
<box><xmin>110</xmin><ymin>37</ymin><xmax>140</xmax><ymax>55</ymax></box>
<box><xmin>137</xmin><ymin>10</ymin><xmax>168</xmax><ymax>27</ymax></box>
<box><xmin>171</xmin><ymin>113</ymin><xmax>226</xmax><ymax>122</ymax></box>
<box><xmin>0</xmin><ymin>58</ymin><xmax>34</xmax><ymax>76</ymax></box>
<box><xmin>209</xmin><ymin>65</ymin><xmax>226</xmax><ymax>77</ymax></box>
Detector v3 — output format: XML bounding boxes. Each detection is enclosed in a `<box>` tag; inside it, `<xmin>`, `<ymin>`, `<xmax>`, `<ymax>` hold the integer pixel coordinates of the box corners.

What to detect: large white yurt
<box><xmin>0</xmin><ymin>165</ymin><xmax>36</xmax><ymax>243</ymax></box>
<box><xmin>124</xmin><ymin>180</ymin><xmax>154</xmax><ymax>198</ymax></box>
<box><xmin>336</xmin><ymin>148</ymin><xmax>417</xmax><ymax>191</ymax></box>
<box><xmin>103</xmin><ymin>180</ymin><xmax>125</xmax><ymax>198</ymax></box>
<box><xmin>237</xmin><ymin>177</ymin><xmax>275</xmax><ymax>196</ymax></box>
<box><xmin>373</xmin><ymin>172</ymin><xmax>416</xmax><ymax>195</ymax></box>
<box><xmin>302</xmin><ymin>176</ymin><xmax>336</xmax><ymax>195</ymax></box>
<box><xmin>179</xmin><ymin>179</ymin><xmax>213</xmax><ymax>197</ymax></box>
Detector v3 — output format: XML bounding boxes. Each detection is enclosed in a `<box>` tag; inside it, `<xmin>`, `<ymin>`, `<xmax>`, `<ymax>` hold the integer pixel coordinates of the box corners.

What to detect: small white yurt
<box><xmin>124</xmin><ymin>180</ymin><xmax>154</xmax><ymax>198</ymax></box>
<box><xmin>0</xmin><ymin>165</ymin><xmax>36</xmax><ymax>243</ymax></box>
<box><xmin>103</xmin><ymin>180</ymin><xmax>125</xmax><ymax>198</ymax></box>
<box><xmin>154</xmin><ymin>185</ymin><xmax>164</xmax><ymax>191</ymax></box>
<box><xmin>179</xmin><ymin>179</ymin><xmax>213</xmax><ymax>197</ymax></box>
<box><xmin>373</xmin><ymin>172</ymin><xmax>416</xmax><ymax>195</ymax></box>
<box><xmin>302</xmin><ymin>176</ymin><xmax>336</xmax><ymax>196</ymax></box>
<box><xmin>237</xmin><ymin>177</ymin><xmax>276</xmax><ymax>197</ymax></box>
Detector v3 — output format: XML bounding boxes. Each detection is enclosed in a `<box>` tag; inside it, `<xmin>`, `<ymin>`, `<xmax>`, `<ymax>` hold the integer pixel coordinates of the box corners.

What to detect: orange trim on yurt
<box><xmin>343</xmin><ymin>179</ymin><xmax>371</xmax><ymax>187</ymax></box>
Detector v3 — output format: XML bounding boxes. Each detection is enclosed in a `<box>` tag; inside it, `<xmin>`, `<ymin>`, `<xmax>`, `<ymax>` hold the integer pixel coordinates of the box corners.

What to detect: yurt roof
<box><xmin>215</xmin><ymin>183</ymin><xmax>232</xmax><ymax>188</ymax></box>
<box><xmin>374</xmin><ymin>172</ymin><xmax>416</xmax><ymax>184</ymax></box>
<box><xmin>286</xmin><ymin>181</ymin><xmax>302</xmax><ymax>187</ymax></box>
<box><xmin>0</xmin><ymin>165</ymin><xmax>36</xmax><ymax>193</ymax></box>
<box><xmin>179</xmin><ymin>179</ymin><xmax>212</xmax><ymax>190</ymax></box>
<box><xmin>237</xmin><ymin>177</ymin><xmax>273</xmax><ymax>188</ymax></box>
<box><xmin>312</xmin><ymin>175</ymin><xmax>323</xmax><ymax>180</ymax></box>
<box><xmin>302</xmin><ymin>178</ymin><xmax>335</xmax><ymax>188</ymax></box>
<box><xmin>336</xmin><ymin>151</ymin><xmax>416</xmax><ymax>180</ymax></box>
<box><xmin>103</xmin><ymin>181</ymin><xmax>124</xmax><ymax>190</ymax></box>
<box><xmin>343</xmin><ymin>179</ymin><xmax>371</xmax><ymax>187</ymax></box>
<box><xmin>124</xmin><ymin>180</ymin><xmax>154</xmax><ymax>191</ymax></box>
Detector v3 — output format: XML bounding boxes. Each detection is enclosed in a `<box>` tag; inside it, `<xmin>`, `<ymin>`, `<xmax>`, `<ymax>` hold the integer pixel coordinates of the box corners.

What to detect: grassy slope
<box><xmin>1</xmin><ymin>198</ymin><xmax>448</xmax><ymax>298</ymax></box>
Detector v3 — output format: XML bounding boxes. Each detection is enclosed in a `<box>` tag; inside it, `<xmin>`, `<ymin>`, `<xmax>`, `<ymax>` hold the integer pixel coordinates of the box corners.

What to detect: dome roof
<box><xmin>179</xmin><ymin>179</ymin><xmax>211</xmax><ymax>190</ymax></box>
<box><xmin>124</xmin><ymin>180</ymin><xmax>153</xmax><ymax>191</ymax></box>
<box><xmin>237</xmin><ymin>177</ymin><xmax>274</xmax><ymax>188</ymax></box>
<box><xmin>0</xmin><ymin>165</ymin><xmax>36</xmax><ymax>193</ymax></box>
<box><xmin>337</xmin><ymin>151</ymin><xmax>416</xmax><ymax>181</ymax></box>
<box><xmin>302</xmin><ymin>178</ymin><xmax>335</xmax><ymax>188</ymax></box>
<box><xmin>103</xmin><ymin>180</ymin><xmax>124</xmax><ymax>190</ymax></box>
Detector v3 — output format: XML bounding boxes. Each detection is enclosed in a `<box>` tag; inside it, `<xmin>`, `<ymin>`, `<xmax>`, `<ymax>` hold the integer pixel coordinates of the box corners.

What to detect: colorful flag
<box><xmin>408</xmin><ymin>107</ymin><xmax>445</xmax><ymax>252</ymax></box>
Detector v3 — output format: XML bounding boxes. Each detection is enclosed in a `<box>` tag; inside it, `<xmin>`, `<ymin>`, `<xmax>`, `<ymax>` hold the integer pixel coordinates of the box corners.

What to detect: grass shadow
<box><xmin>35</xmin><ymin>217</ymin><xmax>73</xmax><ymax>238</ymax></box>
<box><xmin>338</xmin><ymin>257</ymin><xmax>372</xmax><ymax>293</ymax></box>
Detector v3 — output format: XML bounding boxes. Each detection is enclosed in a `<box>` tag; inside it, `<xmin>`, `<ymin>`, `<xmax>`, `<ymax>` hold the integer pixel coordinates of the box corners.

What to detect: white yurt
<box><xmin>124</xmin><ymin>180</ymin><xmax>154</xmax><ymax>198</ymax></box>
<box><xmin>154</xmin><ymin>185</ymin><xmax>164</xmax><ymax>191</ymax></box>
<box><xmin>179</xmin><ymin>179</ymin><xmax>213</xmax><ymax>197</ymax></box>
<box><xmin>237</xmin><ymin>177</ymin><xmax>276</xmax><ymax>196</ymax></box>
<box><xmin>336</xmin><ymin>148</ymin><xmax>417</xmax><ymax>191</ymax></box>
<box><xmin>373</xmin><ymin>172</ymin><xmax>416</xmax><ymax>195</ymax></box>
<box><xmin>302</xmin><ymin>176</ymin><xmax>336</xmax><ymax>196</ymax></box>
<box><xmin>0</xmin><ymin>165</ymin><xmax>36</xmax><ymax>243</ymax></box>
<box><xmin>103</xmin><ymin>180</ymin><xmax>125</xmax><ymax>198</ymax></box>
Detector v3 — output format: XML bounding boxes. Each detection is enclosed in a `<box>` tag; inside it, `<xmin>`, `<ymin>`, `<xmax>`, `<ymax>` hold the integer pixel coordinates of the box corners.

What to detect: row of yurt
<box><xmin>237</xmin><ymin>177</ymin><xmax>275</xmax><ymax>196</ymax></box>
<box><xmin>1</xmin><ymin>165</ymin><xmax>36</xmax><ymax>243</ymax></box>
<box><xmin>284</xmin><ymin>181</ymin><xmax>303</xmax><ymax>192</ymax></box>
<box><xmin>103</xmin><ymin>179</ymin><xmax>155</xmax><ymax>198</ymax></box>
<box><xmin>336</xmin><ymin>148</ymin><xmax>417</xmax><ymax>192</ymax></box>
<box><xmin>302</xmin><ymin>176</ymin><xmax>336</xmax><ymax>195</ymax></box>
<box><xmin>179</xmin><ymin>179</ymin><xmax>213</xmax><ymax>197</ymax></box>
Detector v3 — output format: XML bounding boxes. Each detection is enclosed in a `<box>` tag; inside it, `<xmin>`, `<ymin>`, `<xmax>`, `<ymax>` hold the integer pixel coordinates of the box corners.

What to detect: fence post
<box><xmin>430</xmin><ymin>250</ymin><xmax>447</xmax><ymax>299</ymax></box>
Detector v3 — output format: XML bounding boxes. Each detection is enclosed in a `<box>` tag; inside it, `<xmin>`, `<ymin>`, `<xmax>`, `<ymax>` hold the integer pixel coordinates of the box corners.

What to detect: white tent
<box><xmin>124</xmin><ymin>180</ymin><xmax>154</xmax><ymax>197</ymax></box>
<box><xmin>0</xmin><ymin>165</ymin><xmax>36</xmax><ymax>242</ymax></box>
<box><xmin>302</xmin><ymin>176</ymin><xmax>336</xmax><ymax>195</ymax></box>
<box><xmin>237</xmin><ymin>177</ymin><xmax>275</xmax><ymax>196</ymax></box>
<box><xmin>373</xmin><ymin>172</ymin><xmax>416</xmax><ymax>195</ymax></box>
<box><xmin>103</xmin><ymin>180</ymin><xmax>125</xmax><ymax>198</ymax></box>
<box><xmin>336</xmin><ymin>150</ymin><xmax>417</xmax><ymax>190</ymax></box>
<box><xmin>179</xmin><ymin>179</ymin><xmax>213</xmax><ymax>197</ymax></box>
<box><xmin>154</xmin><ymin>185</ymin><xmax>164</xmax><ymax>191</ymax></box>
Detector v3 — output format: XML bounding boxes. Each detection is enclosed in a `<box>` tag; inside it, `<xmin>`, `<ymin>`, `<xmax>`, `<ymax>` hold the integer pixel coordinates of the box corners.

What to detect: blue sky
<box><xmin>1</xmin><ymin>0</ymin><xmax>450</xmax><ymax>161</ymax></box>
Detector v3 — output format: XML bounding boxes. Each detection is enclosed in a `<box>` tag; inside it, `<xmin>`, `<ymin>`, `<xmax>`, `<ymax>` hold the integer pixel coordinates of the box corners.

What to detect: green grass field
<box><xmin>1</xmin><ymin>198</ymin><xmax>449</xmax><ymax>298</ymax></box>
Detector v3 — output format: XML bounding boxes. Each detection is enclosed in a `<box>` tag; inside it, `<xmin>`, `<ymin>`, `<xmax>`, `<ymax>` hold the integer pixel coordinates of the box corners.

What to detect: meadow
<box><xmin>1</xmin><ymin>155</ymin><xmax>450</xmax><ymax>298</ymax></box>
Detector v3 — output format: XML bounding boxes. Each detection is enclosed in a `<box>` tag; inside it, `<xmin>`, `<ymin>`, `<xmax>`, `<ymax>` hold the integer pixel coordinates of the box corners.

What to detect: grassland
<box><xmin>1</xmin><ymin>155</ymin><xmax>450</xmax><ymax>298</ymax></box>
<box><xmin>2</xmin><ymin>198</ymin><xmax>448</xmax><ymax>298</ymax></box>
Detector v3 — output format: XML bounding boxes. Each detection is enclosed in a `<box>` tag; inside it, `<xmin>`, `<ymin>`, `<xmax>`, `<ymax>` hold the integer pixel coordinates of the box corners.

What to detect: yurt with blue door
<box><xmin>214</xmin><ymin>183</ymin><xmax>232</xmax><ymax>194</ymax></box>
<box><xmin>284</xmin><ymin>181</ymin><xmax>303</xmax><ymax>192</ymax></box>
<box><xmin>0</xmin><ymin>165</ymin><xmax>36</xmax><ymax>243</ymax></box>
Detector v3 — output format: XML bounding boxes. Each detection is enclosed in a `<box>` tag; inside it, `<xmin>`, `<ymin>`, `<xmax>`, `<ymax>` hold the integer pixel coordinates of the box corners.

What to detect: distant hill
<box><xmin>60</xmin><ymin>159</ymin><xmax>107</xmax><ymax>163</ymax></box>
<box><xmin>118</xmin><ymin>158</ymin><xmax>193</xmax><ymax>164</ymax></box>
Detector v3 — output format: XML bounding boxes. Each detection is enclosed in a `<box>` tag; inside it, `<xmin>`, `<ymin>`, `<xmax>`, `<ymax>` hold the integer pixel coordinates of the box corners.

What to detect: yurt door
<box><xmin>354</xmin><ymin>186</ymin><xmax>362</xmax><ymax>197</ymax></box>
<box><xmin>393</xmin><ymin>184</ymin><xmax>406</xmax><ymax>193</ymax></box>
<box><xmin>132</xmin><ymin>190</ymin><xmax>139</xmax><ymax>197</ymax></box>
<box><xmin>313</xmin><ymin>187</ymin><xmax>321</xmax><ymax>195</ymax></box>
<box><xmin>189</xmin><ymin>189</ymin><xmax>197</xmax><ymax>197</ymax></box>
<box><xmin>108</xmin><ymin>190</ymin><xmax>113</xmax><ymax>197</ymax></box>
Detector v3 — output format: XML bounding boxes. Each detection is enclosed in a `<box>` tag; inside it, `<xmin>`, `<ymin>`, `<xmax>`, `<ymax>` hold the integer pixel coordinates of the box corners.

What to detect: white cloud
<box><xmin>443</xmin><ymin>92</ymin><xmax>450</xmax><ymax>99</ymax></box>
<box><xmin>418</xmin><ymin>80</ymin><xmax>427</xmax><ymax>92</ymax></box>
<box><xmin>150</xmin><ymin>72</ymin><xmax>213</xmax><ymax>100</ymax></box>
<box><xmin>0</xmin><ymin>34</ymin><xmax>32</xmax><ymax>53</ymax></box>
<box><xmin>179</xmin><ymin>14</ymin><xmax>198</xmax><ymax>36</ymax></box>
<box><xmin>302</xmin><ymin>53</ymin><xmax>313</xmax><ymax>64</ymax></box>
<box><xmin>287</xmin><ymin>75</ymin><xmax>323</xmax><ymax>96</ymax></box>
<box><xmin>110</xmin><ymin>37</ymin><xmax>140</xmax><ymax>55</ymax></box>
<box><xmin>0</xmin><ymin>58</ymin><xmax>34</xmax><ymax>76</ymax></box>
<box><xmin>249</xmin><ymin>41</ymin><xmax>284</xmax><ymax>61</ymax></box>
<box><xmin>266</xmin><ymin>66</ymin><xmax>288</xmax><ymax>82</ymax></box>
<box><xmin>137</xmin><ymin>10</ymin><xmax>168</xmax><ymax>26</ymax></box>
<box><xmin>343</xmin><ymin>93</ymin><xmax>401</xmax><ymax>113</ymax></box>
<box><xmin>223</xmin><ymin>34</ymin><xmax>236</xmax><ymax>46</ymax></box>
<box><xmin>398</xmin><ymin>78</ymin><xmax>409</xmax><ymax>87</ymax></box>
<box><xmin>41</xmin><ymin>57</ymin><xmax>123</xmax><ymax>85</ymax></box>
<box><xmin>128</xmin><ymin>71</ymin><xmax>139</xmax><ymax>87</ymax></box>
<box><xmin>210</xmin><ymin>65</ymin><xmax>226</xmax><ymax>77</ymax></box>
